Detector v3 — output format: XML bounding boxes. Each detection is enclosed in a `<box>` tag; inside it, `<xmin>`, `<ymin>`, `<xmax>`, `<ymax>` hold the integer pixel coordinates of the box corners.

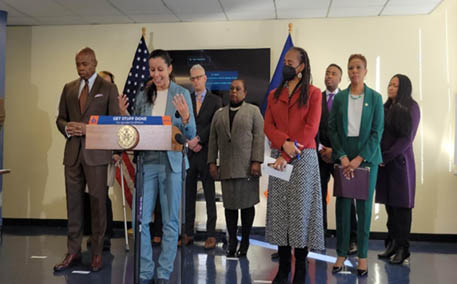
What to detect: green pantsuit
<box><xmin>335</xmin><ymin>137</ymin><xmax>379</xmax><ymax>258</ymax></box>
<box><xmin>328</xmin><ymin>84</ymin><xmax>384</xmax><ymax>259</ymax></box>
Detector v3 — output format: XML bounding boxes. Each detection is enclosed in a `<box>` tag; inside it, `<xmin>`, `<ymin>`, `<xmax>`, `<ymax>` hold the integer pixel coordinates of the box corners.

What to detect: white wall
<box><xmin>3</xmin><ymin>0</ymin><xmax>457</xmax><ymax>234</ymax></box>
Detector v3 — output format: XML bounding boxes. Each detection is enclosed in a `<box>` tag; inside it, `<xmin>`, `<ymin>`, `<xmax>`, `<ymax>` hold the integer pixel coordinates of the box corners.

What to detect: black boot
<box><xmin>272</xmin><ymin>246</ymin><xmax>291</xmax><ymax>284</ymax></box>
<box><xmin>225</xmin><ymin>209</ymin><xmax>238</xmax><ymax>257</ymax></box>
<box><xmin>378</xmin><ymin>239</ymin><xmax>397</xmax><ymax>259</ymax></box>
<box><xmin>292</xmin><ymin>247</ymin><xmax>308</xmax><ymax>284</ymax></box>
<box><xmin>390</xmin><ymin>246</ymin><xmax>410</xmax><ymax>264</ymax></box>
<box><xmin>237</xmin><ymin>207</ymin><xmax>254</xmax><ymax>257</ymax></box>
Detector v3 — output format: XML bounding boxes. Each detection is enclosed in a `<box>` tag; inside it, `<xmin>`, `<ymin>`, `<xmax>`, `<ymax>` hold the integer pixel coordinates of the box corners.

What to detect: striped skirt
<box><xmin>265</xmin><ymin>149</ymin><xmax>325</xmax><ymax>250</ymax></box>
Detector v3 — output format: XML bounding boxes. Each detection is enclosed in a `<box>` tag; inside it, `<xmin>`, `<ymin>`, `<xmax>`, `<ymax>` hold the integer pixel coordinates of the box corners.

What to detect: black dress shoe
<box><xmin>378</xmin><ymin>240</ymin><xmax>396</xmax><ymax>259</ymax></box>
<box><xmin>389</xmin><ymin>246</ymin><xmax>410</xmax><ymax>264</ymax></box>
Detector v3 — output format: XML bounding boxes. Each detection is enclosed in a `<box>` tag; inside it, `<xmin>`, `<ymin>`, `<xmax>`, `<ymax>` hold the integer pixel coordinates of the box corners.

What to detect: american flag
<box><xmin>122</xmin><ymin>36</ymin><xmax>150</xmax><ymax>114</ymax></box>
<box><xmin>115</xmin><ymin>35</ymin><xmax>150</xmax><ymax>208</ymax></box>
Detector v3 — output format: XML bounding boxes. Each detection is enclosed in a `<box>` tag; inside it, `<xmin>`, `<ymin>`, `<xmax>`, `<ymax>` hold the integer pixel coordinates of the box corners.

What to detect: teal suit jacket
<box><xmin>134</xmin><ymin>81</ymin><xmax>196</xmax><ymax>172</ymax></box>
<box><xmin>328</xmin><ymin>84</ymin><xmax>384</xmax><ymax>165</ymax></box>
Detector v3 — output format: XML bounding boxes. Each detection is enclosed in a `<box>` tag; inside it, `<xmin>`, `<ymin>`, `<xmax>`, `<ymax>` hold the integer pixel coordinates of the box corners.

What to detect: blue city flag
<box><xmin>260</xmin><ymin>34</ymin><xmax>294</xmax><ymax>115</ymax></box>
<box><xmin>122</xmin><ymin>36</ymin><xmax>150</xmax><ymax>114</ymax></box>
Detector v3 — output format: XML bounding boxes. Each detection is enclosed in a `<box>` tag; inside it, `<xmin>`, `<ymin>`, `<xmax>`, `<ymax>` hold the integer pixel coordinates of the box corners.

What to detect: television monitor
<box><xmin>168</xmin><ymin>48</ymin><xmax>270</xmax><ymax>108</ymax></box>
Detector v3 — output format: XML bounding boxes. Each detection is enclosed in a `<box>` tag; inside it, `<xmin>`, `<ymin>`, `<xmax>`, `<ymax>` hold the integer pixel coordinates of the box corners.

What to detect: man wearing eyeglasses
<box><xmin>183</xmin><ymin>64</ymin><xmax>222</xmax><ymax>249</ymax></box>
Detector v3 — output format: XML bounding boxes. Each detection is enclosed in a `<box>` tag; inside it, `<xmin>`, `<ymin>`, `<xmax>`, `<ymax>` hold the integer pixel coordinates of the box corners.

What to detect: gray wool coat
<box><xmin>208</xmin><ymin>101</ymin><xmax>264</xmax><ymax>179</ymax></box>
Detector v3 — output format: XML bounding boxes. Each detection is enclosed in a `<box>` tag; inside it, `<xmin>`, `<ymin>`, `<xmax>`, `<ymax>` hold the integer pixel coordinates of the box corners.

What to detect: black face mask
<box><xmin>282</xmin><ymin>65</ymin><xmax>297</xmax><ymax>81</ymax></box>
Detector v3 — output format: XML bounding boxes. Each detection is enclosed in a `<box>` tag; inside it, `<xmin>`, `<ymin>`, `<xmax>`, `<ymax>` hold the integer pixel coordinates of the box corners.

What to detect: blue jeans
<box><xmin>132</xmin><ymin>162</ymin><xmax>182</xmax><ymax>280</ymax></box>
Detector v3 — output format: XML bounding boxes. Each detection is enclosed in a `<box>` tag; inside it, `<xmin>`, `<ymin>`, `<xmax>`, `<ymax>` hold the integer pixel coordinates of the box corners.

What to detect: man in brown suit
<box><xmin>55</xmin><ymin>47</ymin><xmax>120</xmax><ymax>272</ymax></box>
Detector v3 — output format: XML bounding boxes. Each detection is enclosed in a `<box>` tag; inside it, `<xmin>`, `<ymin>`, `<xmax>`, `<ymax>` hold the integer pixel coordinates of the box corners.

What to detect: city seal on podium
<box><xmin>117</xmin><ymin>125</ymin><xmax>139</xmax><ymax>149</ymax></box>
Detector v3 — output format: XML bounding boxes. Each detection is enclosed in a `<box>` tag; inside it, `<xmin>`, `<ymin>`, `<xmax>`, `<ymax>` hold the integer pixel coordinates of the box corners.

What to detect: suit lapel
<box><xmin>190</xmin><ymin>92</ymin><xmax>197</xmax><ymax>118</ymax></box>
<box><xmin>288</xmin><ymin>89</ymin><xmax>300</xmax><ymax>109</ymax></box>
<box><xmin>359</xmin><ymin>85</ymin><xmax>372</xmax><ymax>138</ymax></box>
<box><xmin>221</xmin><ymin>106</ymin><xmax>231</xmax><ymax>139</ymax></box>
<box><xmin>321</xmin><ymin>91</ymin><xmax>328</xmax><ymax>117</ymax></box>
<box><xmin>81</xmin><ymin>75</ymin><xmax>101</xmax><ymax>116</ymax></box>
<box><xmin>165</xmin><ymin>82</ymin><xmax>175</xmax><ymax>117</ymax></box>
<box><xmin>72</xmin><ymin>80</ymin><xmax>82</xmax><ymax>117</ymax></box>
<box><xmin>342</xmin><ymin>90</ymin><xmax>349</xmax><ymax>136</ymax></box>
<box><xmin>198</xmin><ymin>90</ymin><xmax>211</xmax><ymax>117</ymax></box>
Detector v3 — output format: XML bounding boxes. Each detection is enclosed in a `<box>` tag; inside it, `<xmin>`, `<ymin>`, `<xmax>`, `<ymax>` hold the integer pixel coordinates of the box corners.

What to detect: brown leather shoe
<box><xmin>178</xmin><ymin>235</ymin><xmax>193</xmax><ymax>246</ymax></box>
<box><xmin>152</xmin><ymin>236</ymin><xmax>162</xmax><ymax>245</ymax></box>
<box><xmin>204</xmin><ymin>237</ymin><xmax>217</xmax><ymax>249</ymax></box>
<box><xmin>91</xmin><ymin>255</ymin><xmax>103</xmax><ymax>272</ymax></box>
<box><xmin>53</xmin><ymin>253</ymin><xmax>81</xmax><ymax>272</ymax></box>
<box><xmin>184</xmin><ymin>235</ymin><xmax>194</xmax><ymax>246</ymax></box>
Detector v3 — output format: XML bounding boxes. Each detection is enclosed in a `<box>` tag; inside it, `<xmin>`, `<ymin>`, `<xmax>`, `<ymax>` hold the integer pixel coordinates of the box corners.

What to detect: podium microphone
<box><xmin>175</xmin><ymin>133</ymin><xmax>187</xmax><ymax>146</ymax></box>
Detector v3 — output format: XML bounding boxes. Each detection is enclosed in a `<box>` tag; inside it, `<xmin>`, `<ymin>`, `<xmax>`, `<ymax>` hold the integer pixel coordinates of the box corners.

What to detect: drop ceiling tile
<box><xmin>129</xmin><ymin>14</ymin><xmax>180</xmax><ymax>23</ymax></box>
<box><xmin>2</xmin><ymin>0</ymin><xmax>72</xmax><ymax>17</ymax></box>
<box><xmin>276</xmin><ymin>0</ymin><xmax>331</xmax><ymax>10</ymax></box>
<box><xmin>277</xmin><ymin>8</ymin><xmax>328</xmax><ymax>18</ymax></box>
<box><xmin>328</xmin><ymin>6</ymin><xmax>384</xmax><ymax>17</ymax></box>
<box><xmin>6</xmin><ymin>16</ymin><xmax>38</xmax><ymax>25</ymax></box>
<box><xmin>109</xmin><ymin>0</ymin><xmax>170</xmax><ymax>14</ymax></box>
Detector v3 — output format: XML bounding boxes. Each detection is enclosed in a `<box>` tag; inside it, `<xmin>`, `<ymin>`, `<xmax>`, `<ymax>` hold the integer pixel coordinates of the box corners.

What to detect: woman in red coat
<box><xmin>264</xmin><ymin>47</ymin><xmax>324</xmax><ymax>284</ymax></box>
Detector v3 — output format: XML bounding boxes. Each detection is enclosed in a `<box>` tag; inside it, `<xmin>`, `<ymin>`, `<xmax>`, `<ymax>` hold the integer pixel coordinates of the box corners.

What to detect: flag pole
<box><xmin>142</xmin><ymin>27</ymin><xmax>146</xmax><ymax>37</ymax></box>
<box><xmin>288</xmin><ymin>23</ymin><xmax>292</xmax><ymax>34</ymax></box>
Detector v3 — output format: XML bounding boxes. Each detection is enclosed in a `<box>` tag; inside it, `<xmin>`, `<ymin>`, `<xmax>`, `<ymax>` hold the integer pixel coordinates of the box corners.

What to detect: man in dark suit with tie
<box><xmin>183</xmin><ymin>64</ymin><xmax>222</xmax><ymax>249</ymax></box>
<box><xmin>55</xmin><ymin>47</ymin><xmax>120</xmax><ymax>272</ymax></box>
<box><xmin>318</xmin><ymin>64</ymin><xmax>357</xmax><ymax>254</ymax></box>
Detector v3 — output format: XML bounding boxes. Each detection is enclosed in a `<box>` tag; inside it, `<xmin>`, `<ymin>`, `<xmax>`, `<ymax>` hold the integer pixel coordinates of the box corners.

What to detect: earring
<box><xmin>297</xmin><ymin>73</ymin><xmax>302</xmax><ymax>79</ymax></box>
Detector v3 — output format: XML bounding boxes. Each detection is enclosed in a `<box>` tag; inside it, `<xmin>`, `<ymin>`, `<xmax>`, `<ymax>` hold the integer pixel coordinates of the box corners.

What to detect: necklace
<box><xmin>350</xmin><ymin>93</ymin><xmax>363</xmax><ymax>100</ymax></box>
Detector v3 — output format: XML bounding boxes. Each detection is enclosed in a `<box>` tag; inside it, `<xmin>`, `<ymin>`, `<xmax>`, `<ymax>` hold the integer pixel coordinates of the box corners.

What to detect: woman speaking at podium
<box><xmin>132</xmin><ymin>49</ymin><xmax>196</xmax><ymax>284</ymax></box>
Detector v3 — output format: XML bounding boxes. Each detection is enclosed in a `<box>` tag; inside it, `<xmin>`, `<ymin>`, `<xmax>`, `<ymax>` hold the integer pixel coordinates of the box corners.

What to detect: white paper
<box><xmin>72</xmin><ymin>270</ymin><xmax>91</xmax><ymax>274</ymax></box>
<box><xmin>263</xmin><ymin>156</ymin><xmax>293</xmax><ymax>182</ymax></box>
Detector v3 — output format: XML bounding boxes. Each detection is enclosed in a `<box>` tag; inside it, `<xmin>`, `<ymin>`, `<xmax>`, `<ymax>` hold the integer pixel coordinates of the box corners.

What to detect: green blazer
<box><xmin>328</xmin><ymin>84</ymin><xmax>384</xmax><ymax>165</ymax></box>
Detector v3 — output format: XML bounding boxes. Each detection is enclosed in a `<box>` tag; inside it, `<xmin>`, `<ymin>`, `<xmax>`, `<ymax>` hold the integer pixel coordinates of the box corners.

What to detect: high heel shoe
<box><xmin>389</xmin><ymin>246</ymin><xmax>410</xmax><ymax>264</ymax></box>
<box><xmin>332</xmin><ymin>257</ymin><xmax>346</xmax><ymax>273</ymax></box>
<box><xmin>357</xmin><ymin>268</ymin><xmax>368</xmax><ymax>277</ymax></box>
<box><xmin>378</xmin><ymin>240</ymin><xmax>396</xmax><ymax>259</ymax></box>
<box><xmin>357</xmin><ymin>258</ymin><xmax>368</xmax><ymax>277</ymax></box>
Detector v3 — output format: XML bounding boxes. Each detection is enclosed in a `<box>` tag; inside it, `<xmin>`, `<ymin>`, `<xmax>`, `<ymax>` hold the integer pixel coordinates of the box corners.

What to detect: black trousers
<box><xmin>185</xmin><ymin>149</ymin><xmax>217</xmax><ymax>237</ymax></box>
<box><xmin>385</xmin><ymin>205</ymin><xmax>412</xmax><ymax>248</ymax></box>
<box><xmin>318</xmin><ymin>156</ymin><xmax>357</xmax><ymax>241</ymax></box>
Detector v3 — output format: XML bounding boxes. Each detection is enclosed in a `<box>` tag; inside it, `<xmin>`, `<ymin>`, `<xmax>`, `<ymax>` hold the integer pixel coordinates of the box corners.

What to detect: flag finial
<box><xmin>142</xmin><ymin>27</ymin><xmax>146</xmax><ymax>37</ymax></box>
<box><xmin>288</xmin><ymin>23</ymin><xmax>293</xmax><ymax>33</ymax></box>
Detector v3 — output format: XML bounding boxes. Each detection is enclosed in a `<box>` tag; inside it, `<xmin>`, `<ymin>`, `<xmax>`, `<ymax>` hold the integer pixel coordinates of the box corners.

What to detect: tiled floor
<box><xmin>0</xmin><ymin>226</ymin><xmax>456</xmax><ymax>284</ymax></box>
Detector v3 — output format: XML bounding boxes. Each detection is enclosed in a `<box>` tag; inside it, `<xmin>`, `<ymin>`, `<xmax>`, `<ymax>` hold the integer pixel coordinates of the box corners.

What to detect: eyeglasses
<box><xmin>190</xmin><ymin>74</ymin><xmax>205</xmax><ymax>81</ymax></box>
<box><xmin>229</xmin><ymin>86</ymin><xmax>243</xmax><ymax>92</ymax></box>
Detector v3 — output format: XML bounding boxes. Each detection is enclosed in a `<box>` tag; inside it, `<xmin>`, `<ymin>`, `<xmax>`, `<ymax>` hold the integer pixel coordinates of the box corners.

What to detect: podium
<box><xmin>86</xmin><ymin>115</ymin><xmax>187</xmax><ymax>284</ymax></box>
